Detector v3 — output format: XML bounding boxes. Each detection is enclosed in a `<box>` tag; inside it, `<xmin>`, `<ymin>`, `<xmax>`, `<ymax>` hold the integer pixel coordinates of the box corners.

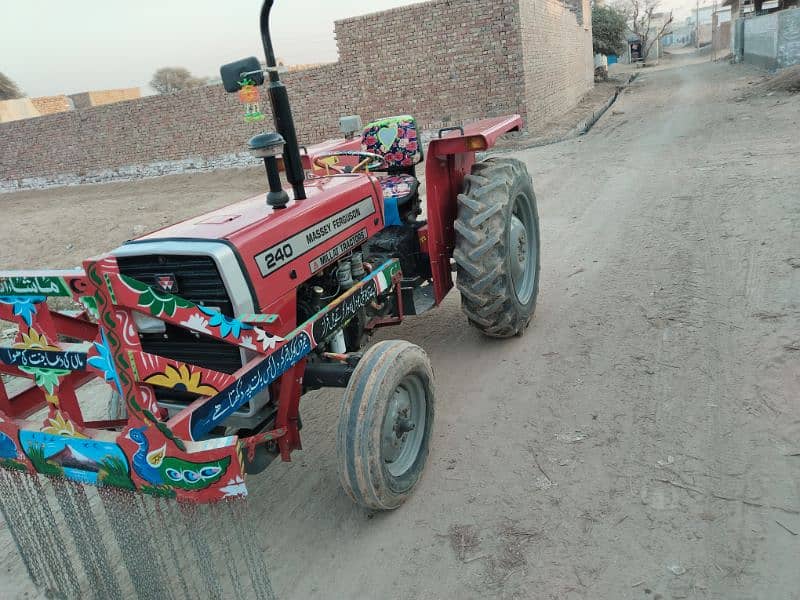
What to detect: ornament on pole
<box><xmin>237</xmin><ymin>77</ymin><xmax>265</xmax><ymax>122</ymax></box>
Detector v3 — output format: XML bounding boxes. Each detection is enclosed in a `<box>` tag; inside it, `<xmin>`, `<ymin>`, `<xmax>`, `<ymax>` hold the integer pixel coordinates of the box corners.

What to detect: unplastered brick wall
<box><xmin>0</xmin><ymin>0</ymin><xmax>592</xmax><ymax>191</ymax></box>
<box><xmin>29</xmin><ymin>95</ymin><xmax>73</xmax><ymax>116</ymax></box>
<box><xmin>335</xmin><ymin>0</ymin><xmax>525</xmax><ymax>130</ymax></box>
<box><xmin>518</xmin><ymin>0</ymin><xmax>594</xmax><ymax>127</ymax></box>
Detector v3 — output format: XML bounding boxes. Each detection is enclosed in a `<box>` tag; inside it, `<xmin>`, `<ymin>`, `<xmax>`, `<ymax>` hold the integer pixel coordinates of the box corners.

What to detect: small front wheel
<box><xmin>336</xmin><ymin>340</ymin><xmax>435</xmax><ymax>510</ymax></box>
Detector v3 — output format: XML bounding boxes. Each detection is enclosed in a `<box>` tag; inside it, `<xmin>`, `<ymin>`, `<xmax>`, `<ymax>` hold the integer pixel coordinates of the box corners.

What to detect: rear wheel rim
<box><xmin>509</xmin><ymin>192</ymin><xmax>537</xmax><ymax>304</ymax></box>
<box><xmin>381</xmin><ymin>374</ymin><xmax>427</xmax><ymax>478</ymax></box>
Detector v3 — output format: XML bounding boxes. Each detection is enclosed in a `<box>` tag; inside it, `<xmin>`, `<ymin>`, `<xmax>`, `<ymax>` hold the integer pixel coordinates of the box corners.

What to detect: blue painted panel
<box><xmin>19</xmin><ymin>431</ymin><xmax>129</xmax><ymax>485</ymax></box>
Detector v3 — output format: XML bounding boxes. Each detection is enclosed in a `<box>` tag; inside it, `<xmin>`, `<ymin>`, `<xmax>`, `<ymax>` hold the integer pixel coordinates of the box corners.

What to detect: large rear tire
<box><xmin>454</xmin><ymin>157</ymin><xmax>540</xmax><ymax>338</ymax></box>
<box><xmin>336</xmin><ymin>340</ymin><xmax>435</xmax><ymax>510</ymax></box>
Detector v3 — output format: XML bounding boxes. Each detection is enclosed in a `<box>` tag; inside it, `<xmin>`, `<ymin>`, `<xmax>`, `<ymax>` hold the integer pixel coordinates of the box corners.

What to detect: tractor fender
<box><xmin>427</xmin><ymin>114</ymin><xmax>523</xmax><ymax>158</ymax></box>
<box><xmin>424</xmin><ymin>114</ymin><xmax>524</xmax><ymax>305</ymax></box>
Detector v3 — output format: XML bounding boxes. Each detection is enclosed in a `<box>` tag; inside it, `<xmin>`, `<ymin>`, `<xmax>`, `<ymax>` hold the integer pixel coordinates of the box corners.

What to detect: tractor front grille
<box><xmin>116</xmin><ymin>255</ymin><xmax>243</xmax><ymax>383</ymax></box>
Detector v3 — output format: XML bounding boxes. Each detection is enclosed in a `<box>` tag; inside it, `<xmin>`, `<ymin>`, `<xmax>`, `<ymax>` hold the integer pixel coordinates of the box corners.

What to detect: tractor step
<box><xmin>402</xmin><ymin>284</ymin><xmax>436</xmax><ymax>316</ymax></box>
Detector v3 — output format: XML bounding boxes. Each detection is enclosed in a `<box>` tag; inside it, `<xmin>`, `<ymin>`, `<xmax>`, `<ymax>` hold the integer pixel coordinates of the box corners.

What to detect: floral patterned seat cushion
<box><xmin>379</xmin><ymin>174</ymin><xmax>417</xmax><ymax>201</ymax></box>
<box><xmin>361</xmin><ymin>115</ymin><xmax>422</xmax><ymax>168</ymax></box>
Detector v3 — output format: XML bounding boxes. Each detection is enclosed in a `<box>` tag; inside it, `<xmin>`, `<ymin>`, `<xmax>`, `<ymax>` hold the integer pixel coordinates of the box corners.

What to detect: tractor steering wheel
<box><xmin>313</xmin><ymin>151</ymin><xmax>388</xmax><ymax>175</ymax></box>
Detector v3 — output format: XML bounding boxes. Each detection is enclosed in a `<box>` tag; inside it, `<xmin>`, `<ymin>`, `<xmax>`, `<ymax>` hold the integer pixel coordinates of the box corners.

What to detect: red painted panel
<box><xmin>50</xmin><ymin>312</ymin><xmax>98</xmax><ymax>341</ymax></box>
<box><xmin>424</xmin><ymin>114</ymin><xmax>523</xmax><ymax>305</ymax></box>
<box><xmin>134</xmin><ymin>175</ymin><xmax>384</xmax><ymax>311</ymax></box>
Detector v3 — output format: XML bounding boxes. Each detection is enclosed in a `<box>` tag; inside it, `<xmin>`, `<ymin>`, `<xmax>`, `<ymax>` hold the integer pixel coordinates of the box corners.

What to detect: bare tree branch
<box><xmin>618</xmin><ymin>0</ymin><xmax>673</xmax><ymax>59</ymax></box>
<box><xmin>645</xmin><ymin>11</ymin><xmax>674</xmax><ymax>57</ymax></box>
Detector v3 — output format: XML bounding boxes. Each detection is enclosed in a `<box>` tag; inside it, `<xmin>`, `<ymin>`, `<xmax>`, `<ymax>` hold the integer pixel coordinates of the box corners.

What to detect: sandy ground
<box><xmin>0</xmin><ymin>168</ymin><xmax>269</xmax><ymax>270</ymax></box>
<box><xmin>2</xmin><ymin>55</ymin><xmax>800</xmax><ymax>599</ymax></box>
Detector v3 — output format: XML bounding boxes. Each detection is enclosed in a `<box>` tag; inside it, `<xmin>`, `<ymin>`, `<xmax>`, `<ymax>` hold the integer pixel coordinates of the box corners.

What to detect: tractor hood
<box><xmin>133</xmin><ymin>175</ymin><xmax>377</xmax><ymax>242</ymax></box>
<box><xmin>119</xmin><ymin>175</ymin><xmax>384</xmax><ymax>311</ymax></box>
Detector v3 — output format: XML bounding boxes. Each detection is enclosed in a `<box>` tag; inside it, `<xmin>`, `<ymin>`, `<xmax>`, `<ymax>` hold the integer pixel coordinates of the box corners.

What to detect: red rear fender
<box><xmin>423</xmin><ymin>114</ymin><xmax>524</xmax><ymax>304</ymax></box>
<box><xmin>428</xmin><ymin>115</ymin><xmax>523</xmax><ymax>158</ymax></box>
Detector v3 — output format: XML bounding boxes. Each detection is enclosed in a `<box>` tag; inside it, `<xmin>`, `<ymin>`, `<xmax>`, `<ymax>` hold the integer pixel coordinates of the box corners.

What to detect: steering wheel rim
<box><xmin>313</xmin><ymin>151</ymin><xmax>388</xmax><ymax>175</ymax></box>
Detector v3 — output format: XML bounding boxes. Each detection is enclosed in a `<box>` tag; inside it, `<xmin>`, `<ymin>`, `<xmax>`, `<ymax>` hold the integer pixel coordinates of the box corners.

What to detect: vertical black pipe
<box><xmin>260</xmin><ymin>0</ymin><xmax>306</xmax><ymax>201</ymax></box>
<box><xmin>264</xmin><ymin>157</ymin><xmax>289</xmax><ymax>208</ymax></box>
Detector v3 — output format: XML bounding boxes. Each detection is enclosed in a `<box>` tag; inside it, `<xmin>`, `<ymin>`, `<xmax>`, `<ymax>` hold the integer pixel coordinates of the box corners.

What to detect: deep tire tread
<box><xmin>454</xmin><ymin>157</ymin><xmax>540</xmax><ymax>338</ymax></box>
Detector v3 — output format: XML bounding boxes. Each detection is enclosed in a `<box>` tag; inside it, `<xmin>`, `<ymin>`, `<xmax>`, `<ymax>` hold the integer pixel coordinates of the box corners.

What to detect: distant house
<box><xmin>0</xmin><ymin>87</ymin><xmax>141</xmax><ymax>123</ymax></box>
<box><xmin>663</xmin><ymin>17</ymin><xmax>696</xmax><ymax>46</ymax></box>
<box><xmin>30</xmin><ymin>95</ymin><xmax>73</xmax><ymax>115</ymax></box>
<box><xmin>68</xmin><ymin>87</ymin><xmax>140</xmax><ymax>109</ymax></box>
<box><xmin>727</xmin><ymin>0</ymin><xmax>798</xmax><ymax>18</ymax></box>
<box><xmin>726</xmin><ymin>0</ymin><xmax>800</xmax><ymax>66</ymax></box>
<box><xmin>0</xmin><ymin>95</ymin><xmax>72</xmax><ymax>123</ymax></box>
<box><xmin>711</xmin><ymin>7</ymin><xmax>733</xmax><ymax>56</ymax></box>
<box><xmin>647</xmin><ymin>11</ymin><xmax>673</xmax><ymax>57</ymax></box>
<box><xmin>0</xmin><ymin>98</ymin><xmax>41</xmax><ymax>123</ymax></box>
<box><xmin>695</xmin><ymin>5</ymin><xmax>716</xmax><ymax>45</ymax></box>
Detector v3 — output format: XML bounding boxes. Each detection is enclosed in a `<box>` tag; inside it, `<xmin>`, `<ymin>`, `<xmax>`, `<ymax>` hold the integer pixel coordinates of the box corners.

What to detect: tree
<box><xmin>617</xmin><ymin>0</ymin><xmax>674</xmax><ymax>59</ymax></box>
<box><xmin>592</xmin><ymin>5</ymin><xmax>628</xmax><ymax>56</ymax></box>
<box><xmin>0</xmin><ymin>72</ymin><xmax>24</xmax><ymax>100</ymax></box>
<box><xmin>150</xmin><ymin>67</ymin><xmax>206</xmax><ymax>94</ymax></box>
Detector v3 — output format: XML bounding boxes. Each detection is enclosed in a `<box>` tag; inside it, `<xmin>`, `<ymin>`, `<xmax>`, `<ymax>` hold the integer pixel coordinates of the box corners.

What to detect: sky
<box><xmin>1</xmin><ymin>0</ymin><xmax>427</xmax><ymax>97</ymax></box>
<box><xmin>3</xmin><ymin>0</ymin><xmax>712</xmax><ymax>98</ymax></box>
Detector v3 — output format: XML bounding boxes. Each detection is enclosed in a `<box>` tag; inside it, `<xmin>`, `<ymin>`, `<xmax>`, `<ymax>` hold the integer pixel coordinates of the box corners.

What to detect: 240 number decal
<box><xmin>261</xmin><ymin>243</ymin><xmax>294</xmax><ymax>271</ymax></box>
<box><xmin>254</xmin><ymin>197</ymin><xmax>376</xmax><ymax>277</ymax></box>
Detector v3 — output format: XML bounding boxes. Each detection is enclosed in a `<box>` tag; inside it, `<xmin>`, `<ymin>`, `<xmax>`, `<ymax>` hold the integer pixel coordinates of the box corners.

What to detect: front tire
<box><xmin>336</xmin><ymin>340</ymin><xmax>435</xmax><ymax>510</ymax></box>
<box><xmin>454</xmin><ymin>157</ymin><xmax>540</xmax><ymax>338</ymax></box>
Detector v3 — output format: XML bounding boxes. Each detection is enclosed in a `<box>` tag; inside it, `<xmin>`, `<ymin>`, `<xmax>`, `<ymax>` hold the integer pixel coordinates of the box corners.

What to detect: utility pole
<box><xmin>712</xmin><ymin>0</ymin><xmax>717</xmax><ymax>61</ymax></box>
<box><xmin>696</xmin><ymin>0</ymin><xmax>700</xmax><ymax>48</ymax></box>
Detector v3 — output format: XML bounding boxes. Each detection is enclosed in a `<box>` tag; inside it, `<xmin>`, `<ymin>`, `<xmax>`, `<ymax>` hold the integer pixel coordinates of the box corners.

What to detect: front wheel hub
<box><xmin>380</xmin><ymin>376</ymin><xmax>427</xmax><ymax>477</ymax></box>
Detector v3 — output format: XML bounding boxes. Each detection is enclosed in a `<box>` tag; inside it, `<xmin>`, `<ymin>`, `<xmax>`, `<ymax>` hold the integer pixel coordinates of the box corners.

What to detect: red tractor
<box><xmin>0</xmin><ymin>0</ymin><xmax>539</xmax><ymax>510</ymax></box>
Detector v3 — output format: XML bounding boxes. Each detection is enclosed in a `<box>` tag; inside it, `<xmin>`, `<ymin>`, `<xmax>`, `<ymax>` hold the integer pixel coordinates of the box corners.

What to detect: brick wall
<box><xmin>0</xmin><ymin>0</ymin><xmax>593</xmax><ymax>190</ymax></box>
<box><xmin>29</xmin><ymin>95</ymin><xmax>72</xmax><ymax>116</ymax></box>
<box><xmin>335</xmin><ymin>0</ymin><xmax>526</xmax><ymax>129</ymax></box>
<box><xmin>518</xmin><ymin>0</ymin><xmax>594</xmax><ymax>127</ymax></box>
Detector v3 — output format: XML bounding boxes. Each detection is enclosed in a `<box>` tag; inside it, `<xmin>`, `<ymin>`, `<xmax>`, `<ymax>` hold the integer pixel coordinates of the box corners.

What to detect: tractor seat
<box><xmin>361</xmin><ymin>115</ymin><xmax>423</xmax><ymax>227</ymax></box>
<box><xmin>378</xmin><ymin>174</ymin><xmax>418</xmax><ymax>226</ymax></box>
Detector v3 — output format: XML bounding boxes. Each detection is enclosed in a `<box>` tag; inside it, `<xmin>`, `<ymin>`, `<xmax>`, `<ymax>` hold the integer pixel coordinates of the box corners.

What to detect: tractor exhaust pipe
<box><xmin>260</xmin><ymin>0</ymin><xmax>306</xmax><ymax>201</ymax></box>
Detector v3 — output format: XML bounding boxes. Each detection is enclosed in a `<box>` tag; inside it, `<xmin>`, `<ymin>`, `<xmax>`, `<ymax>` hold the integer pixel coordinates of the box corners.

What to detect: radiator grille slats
<box><xmin>116</xmin><ymin>254</ymin><xmax>242</xmax><ymax>378</ymax></box>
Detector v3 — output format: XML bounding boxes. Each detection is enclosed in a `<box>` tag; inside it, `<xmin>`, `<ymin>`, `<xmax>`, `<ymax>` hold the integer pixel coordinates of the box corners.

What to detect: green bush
<box><xmin>593</xmin><ymin>5</ymin><xmax>628</xmax><ymax>56</ymax></box>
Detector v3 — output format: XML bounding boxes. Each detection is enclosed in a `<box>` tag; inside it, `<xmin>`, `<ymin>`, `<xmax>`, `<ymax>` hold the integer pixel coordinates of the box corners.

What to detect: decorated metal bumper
<box><xmin>0</xmin><ymin>258</ymin><xmax>400</xmax><ymax>503</ymax></box>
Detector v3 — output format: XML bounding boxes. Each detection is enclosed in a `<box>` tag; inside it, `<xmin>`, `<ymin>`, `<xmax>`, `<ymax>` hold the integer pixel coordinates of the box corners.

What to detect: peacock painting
<box><xmin>126</xmin><ymin>427</ymin><xmax>229</xmax><ymax>491</ymax></box>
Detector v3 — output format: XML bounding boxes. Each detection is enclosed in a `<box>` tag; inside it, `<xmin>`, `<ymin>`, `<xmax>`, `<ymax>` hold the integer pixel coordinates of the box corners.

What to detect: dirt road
<box><xmin>2</xmin><ymin>56</ymin><xmax>799</xmax><ymax>599</ymax></box>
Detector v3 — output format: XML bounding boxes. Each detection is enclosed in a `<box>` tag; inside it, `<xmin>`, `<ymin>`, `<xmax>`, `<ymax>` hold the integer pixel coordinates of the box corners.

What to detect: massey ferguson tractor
<box><xmin>0</xmin><ymin>0</ymin><xmax>539</xmax><ymax>510</ymax></box>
